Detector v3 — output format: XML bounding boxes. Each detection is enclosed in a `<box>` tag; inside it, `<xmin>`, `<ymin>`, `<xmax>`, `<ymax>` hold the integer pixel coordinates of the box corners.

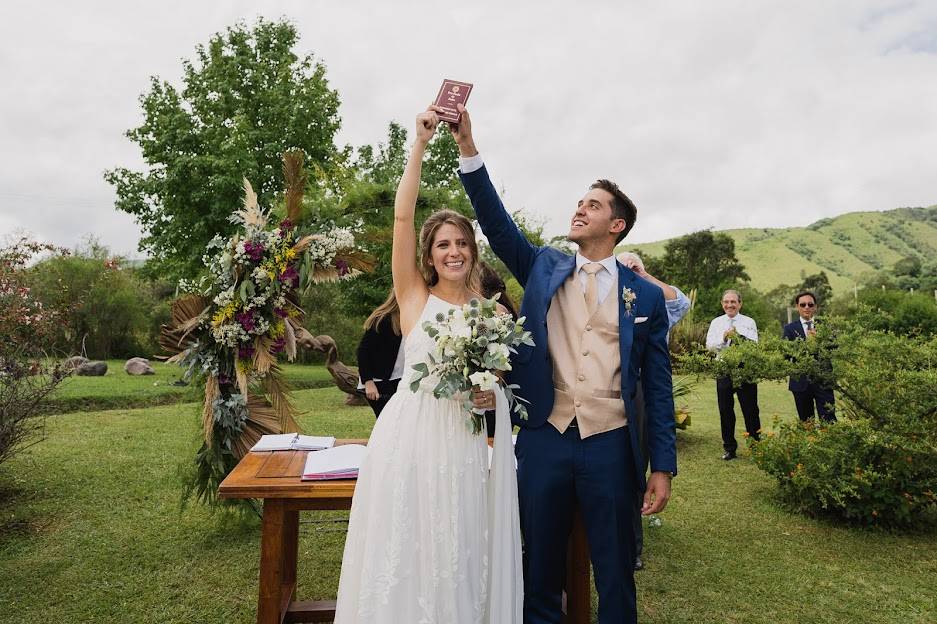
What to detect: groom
<box><xmin>449</xmin><ymin>105</ymin><xmax>676</xmax><ymax>624</ymax></box>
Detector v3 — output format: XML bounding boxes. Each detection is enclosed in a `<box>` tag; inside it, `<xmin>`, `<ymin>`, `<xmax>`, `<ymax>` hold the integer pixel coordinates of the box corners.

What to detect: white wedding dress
<box><xmin>334</xmin><ymin>294</ymin><xmax>523</xmax><ymax>624</ymax></box>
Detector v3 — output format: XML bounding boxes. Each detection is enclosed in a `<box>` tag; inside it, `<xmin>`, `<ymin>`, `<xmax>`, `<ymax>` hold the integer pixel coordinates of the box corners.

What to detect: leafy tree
<box><xmin>105</xmin><ymin>18</ymin><xmax>343</xmax><ymax>281</ymax></box>
<box><xmin>798</xmin><ymin>271</ymin><xmax>833</xmax><ymax>307</ymax></box>
<box><xmin>894</xmin><ymin>255</ymin><xmax>922</xmax><ymax>278</ymax></box>
<box><xmin>647</xmin><ymin>230</ymin><xmax>749</xmax><ymax>292</ymax></box>
<box><xmin>27</xmin><ymin>239</ymin><xmax>164</xmax><ymax>359</ymax></box>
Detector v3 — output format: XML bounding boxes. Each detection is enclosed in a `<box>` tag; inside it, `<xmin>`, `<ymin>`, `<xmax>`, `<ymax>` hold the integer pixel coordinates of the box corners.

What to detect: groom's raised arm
<box><xmin>446</xmin><ymin>106</ymin><xmax>538</xmax><ymax>287</ymax></box>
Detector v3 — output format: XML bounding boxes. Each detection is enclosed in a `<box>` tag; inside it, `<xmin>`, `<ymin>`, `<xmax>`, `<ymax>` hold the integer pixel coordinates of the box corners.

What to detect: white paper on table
<box><xmin>302</xmin><ymin>444</ymin><xmax>367</xmax><ymax>478</ymax></box>
<box><xmin>251</xmin><ymin>433</ymin><xmax>336</xmax><ymax>452</ymax></box>
<box><xmin>294</xmin><ymin>435</ymin><xmax>336</xmax><ymax>450</ymax></box>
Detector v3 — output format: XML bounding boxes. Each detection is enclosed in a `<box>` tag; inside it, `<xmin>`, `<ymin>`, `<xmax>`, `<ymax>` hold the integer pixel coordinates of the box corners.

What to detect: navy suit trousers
<box><xmin>516</xmin><ymin>423</ymin><xmax>637</xmax><ymax>624</ymax></box>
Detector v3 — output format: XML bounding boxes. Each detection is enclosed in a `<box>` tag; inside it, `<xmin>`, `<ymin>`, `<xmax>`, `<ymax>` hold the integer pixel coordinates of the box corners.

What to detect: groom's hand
<box><xmin>437</xmin><ymin>103</ymin><xmax>478</xmax><ymax>157</ymax></box>
<box><xmin>641</xmin><ymin>471</ymin><xmax>672</xmax><ymax>515</ymax></box>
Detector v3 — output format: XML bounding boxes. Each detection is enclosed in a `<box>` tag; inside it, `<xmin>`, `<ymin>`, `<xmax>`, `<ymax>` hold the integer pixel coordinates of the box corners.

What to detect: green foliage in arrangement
<box><xmin>105</xmin><ymin>18</ymin><xmax>343</xmax><ymax>281</ymax></box>
<box><xmin>681</xmin><ymin>315</ymin><xmax>937</xmax><ymax>527</ymax></box>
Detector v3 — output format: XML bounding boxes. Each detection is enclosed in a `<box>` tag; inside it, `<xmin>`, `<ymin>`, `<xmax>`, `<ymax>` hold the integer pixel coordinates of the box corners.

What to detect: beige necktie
<box><xmin>582</xmin><ymin>262</ymin><xmax>603</xmax><ymax>316</ymax></box>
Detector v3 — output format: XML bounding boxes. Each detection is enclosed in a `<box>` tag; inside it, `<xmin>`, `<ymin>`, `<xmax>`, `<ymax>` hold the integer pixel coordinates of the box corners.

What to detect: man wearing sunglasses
<box><xmin>782</xmin><ymin>291</ymin><xmax>836</xmax><ymax>422</ymax></box>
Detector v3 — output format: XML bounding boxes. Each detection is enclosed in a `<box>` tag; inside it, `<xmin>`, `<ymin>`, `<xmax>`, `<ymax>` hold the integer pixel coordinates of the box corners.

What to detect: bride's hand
<box><xmin>471</xmin><ymin>388</ymin><xmax>496</xmax><ymax>411</ymax></box>
<box><xmin>415</xmin><ymin>108</ymin><xmax>439</xmax><ymax>146</ymax></box>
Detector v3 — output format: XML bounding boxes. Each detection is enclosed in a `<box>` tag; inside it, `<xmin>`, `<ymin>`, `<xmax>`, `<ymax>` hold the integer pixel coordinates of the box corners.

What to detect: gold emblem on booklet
<box><xmin>433</xmin><ymin>79</ymin><xmax>473</xmax><ymax>123</ymax></box>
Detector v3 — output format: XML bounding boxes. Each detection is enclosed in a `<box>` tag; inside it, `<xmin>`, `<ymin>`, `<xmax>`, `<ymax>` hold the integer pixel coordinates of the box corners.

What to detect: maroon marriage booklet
<box><xmin>434</xmin><ymin>79</ymin><xmax>473</xmax><ymax>123</ymax></box>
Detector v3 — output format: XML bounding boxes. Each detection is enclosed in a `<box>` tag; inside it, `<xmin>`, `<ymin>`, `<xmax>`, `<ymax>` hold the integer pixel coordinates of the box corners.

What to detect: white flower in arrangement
<box><xmin>214</xmin><ymin>287</ymin><xmax>236</xmax><ymax>307</ymax></box>
<box><xmin>487</xmin><ymin>341</ymin><xmax>511</xmax><ymax>363</ymax></box>
<box><xmin>468</xmin><ymin>370</ymin><xmax>499</xmax><ymax>392</ymax></box>
<box><xmin>251</xmin><ymin>266</ymin><xmax>269</xmax><ymax>285</ymax></box>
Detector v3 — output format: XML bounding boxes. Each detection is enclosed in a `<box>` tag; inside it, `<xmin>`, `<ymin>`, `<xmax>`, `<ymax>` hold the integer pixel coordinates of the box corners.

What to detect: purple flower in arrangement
<box><xmin>336</xmin><ymin>258</ymin><xmax>350</xmax><ymax>277</ymax></box>
<box><xmin>237</xmin><ymin>345</ymin><xmax>255</xmax><ymax>360</ymax></box>
<box><xmin>243</xmin><ymin>240</ymin><xmax>265</xmax><ymax>261</ymax></box>
<box><xmin>218</xmin><ymin>373</ymin><xmax>232</xmax><ymax>387</ymax></box>
<box><xmin>235</xmin><ymin>310</ymin><xmax>256</xmax><ymax>332</ymax></box>
<box><xmin>279</xmin><ymin>218</ymin><xmax>294</xmax><ymax>231</ymax></box>
<box><xmin>270</xmin><ymin>337</ymin><xmax>287</xmax><ymax>354</ymax></box>
<box><xmin>278</xmin><ymin>264</ymin><xmax>299</xmax><ymax>287</ymax></box>
<box><xmin>274</xmin><ymin>307</ymin><xmax>289</xmax><ymax>319</ymax></box>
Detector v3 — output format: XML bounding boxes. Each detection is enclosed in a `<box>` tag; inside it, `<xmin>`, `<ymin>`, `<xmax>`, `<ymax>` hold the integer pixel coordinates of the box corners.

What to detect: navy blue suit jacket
<box><xmin>459</xmin><ymin>165</ymin><xmax>677</xmax><ymax>487</ymax></box>
<box><xmin>783</xmin><ymin>320</ymin><xmax>811</xmax><ymax>391</ymax></box>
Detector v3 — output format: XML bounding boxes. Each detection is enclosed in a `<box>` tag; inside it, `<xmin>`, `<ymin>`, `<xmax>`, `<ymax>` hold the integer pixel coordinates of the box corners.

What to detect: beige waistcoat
<box><xmin>546</xmin><ymin>270</ymin><xmax>627</xmax><ymax>438</ymax></box>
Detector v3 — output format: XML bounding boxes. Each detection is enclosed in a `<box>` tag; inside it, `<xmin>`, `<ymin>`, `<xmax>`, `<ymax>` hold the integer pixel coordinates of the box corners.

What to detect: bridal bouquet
<box><xmin>409</xmin><ymin>296</ymin><xmax>534</xmax><ymax>434</ymax></box>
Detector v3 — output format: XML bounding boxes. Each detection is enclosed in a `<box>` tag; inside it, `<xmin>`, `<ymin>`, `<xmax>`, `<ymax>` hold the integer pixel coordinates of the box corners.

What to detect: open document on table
<box><xmin>251</xmin><ymin>433</ymin><xmax>336</xmax><ymax>452</ymax></box>
<box><xmin>301</xmin><ymin>444</ymin><xmax>367</xmax><ymax>480</ymax></box>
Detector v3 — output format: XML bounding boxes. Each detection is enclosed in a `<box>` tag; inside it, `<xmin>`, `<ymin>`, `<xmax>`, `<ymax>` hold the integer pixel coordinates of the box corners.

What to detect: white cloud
<box><xmin>0</xmin><ymin>0</ymin><xmax>935</xmax><ymax>257</ymax></box>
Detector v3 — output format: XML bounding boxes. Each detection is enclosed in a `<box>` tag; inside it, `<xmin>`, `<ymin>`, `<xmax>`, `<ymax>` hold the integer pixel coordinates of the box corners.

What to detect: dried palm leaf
<box><xmin>202</xmin><ymin>375</ymin><xmax>219</xmax><ymax>444</ymax></box>
<box><xmin>232</xmin><ymin>395</ymin><xmax>285</xmax><ymax>458</ymax></box>
<box><xmin>158</xmin><ymin>295</ymin><xmax>209</xmax><ymax>355</ymax></box>
<box><xmin>282</xmin><ymin>149</ymin><xmax>307</xmax><ymax>224</ymax></box>
<box><xmin>283</xmin><ymin>318</ymin><xmax>297</xmax><ymax>362</ymax></box>
<box><xmin>252</xmin><ymin>336</ymin><xmax>277</xmax><ymax>375</ymax></box>
<box><xmin>235</xmin><ymin>357</ymin><xmax>249</xmax><ymax>398</ymax></box>
<box><xmin>340</xmin><ymin>249</ymin><xmax>377</xmax><ymax>273</ymax></box>
<box><xmin>291</xmin><ymin>234</ymin><xmax>316</xmax><ymax>254</ymax></box>
<box><xmin>264</xmin><ymin>367</ymin><xmax>299</xmax><ymax>431</ymax></box>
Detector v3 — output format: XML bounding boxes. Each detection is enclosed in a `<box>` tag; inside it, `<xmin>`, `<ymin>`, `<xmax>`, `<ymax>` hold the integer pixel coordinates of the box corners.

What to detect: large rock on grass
<box><xmin>64</xmin><ymin>356</ymin><xmax>89</xmax><ymax>371</ymax></box>
<box><xmin>124</xmin><ymin>357</ymin><xmax>155</xmax><ymax>376</ymax></box>
<box><xmin>75</xmin><ymin>361</ymin><xmax>108</xmax><ymax>376</ymax></box>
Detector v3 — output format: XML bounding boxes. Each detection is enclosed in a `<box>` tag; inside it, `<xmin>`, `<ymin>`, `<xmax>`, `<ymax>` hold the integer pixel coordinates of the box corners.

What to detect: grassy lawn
<box><xmin>43</xmin><ymin>360</ymin><xmax>337</xmax><ymax>414</ymax></box>
<box><xmin>1</xmin><ymin>381</ymin><xmax>935</xmax><ymax>623</ymax></box>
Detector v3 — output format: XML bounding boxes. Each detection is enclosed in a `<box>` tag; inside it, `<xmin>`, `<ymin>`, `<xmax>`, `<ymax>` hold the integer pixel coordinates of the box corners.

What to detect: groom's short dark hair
<box><xmin>591</xmin><ymin>179</ymin><xmax>637</xmax><ymax>243</ymax></box>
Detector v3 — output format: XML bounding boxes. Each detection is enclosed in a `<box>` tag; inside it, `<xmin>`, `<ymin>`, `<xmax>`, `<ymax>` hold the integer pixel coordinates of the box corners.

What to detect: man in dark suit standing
<box><xmin>783</xmin><ymin>291</ymin><xmax>836</xmax><ymax>422</ymax></box>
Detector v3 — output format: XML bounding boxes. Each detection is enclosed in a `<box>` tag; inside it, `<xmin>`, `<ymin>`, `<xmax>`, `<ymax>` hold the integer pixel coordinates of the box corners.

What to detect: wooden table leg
<box><xmin>563</xmin><ymin>509</ymin><xmax>591</xmax><ymax>624</ymax></box>
<box><xmin>257</xmin><ymin>499</ymin><xmax>286</xmax><ymax>624</ymax></box>
<box><xmin>281</xmin><ymin>509</ymin><xmax>299</xmax><ymax>612</ymax></box>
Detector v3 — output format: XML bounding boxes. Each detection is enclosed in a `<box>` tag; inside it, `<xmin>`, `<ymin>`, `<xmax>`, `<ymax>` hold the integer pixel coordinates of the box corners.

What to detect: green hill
<box><xmin>626</xmin><ymin>205</ymin><xmax>937</xmax><ymax>294</ymax></box>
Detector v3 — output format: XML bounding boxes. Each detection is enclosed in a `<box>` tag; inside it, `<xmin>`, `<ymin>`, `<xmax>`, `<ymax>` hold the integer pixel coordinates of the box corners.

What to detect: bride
<box><xmin>332</xmin><ymin>107</ymin><xmax>523</xmax><ymax>623</ymax></box>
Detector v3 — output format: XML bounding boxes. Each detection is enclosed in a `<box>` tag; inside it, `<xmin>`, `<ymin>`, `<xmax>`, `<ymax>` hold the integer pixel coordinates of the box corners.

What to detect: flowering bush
<box><xmin>410</xmin><ymin>296</ymin><xmax>534</xmax><ymax>434</ymax></box>
<box><xmin>0</xmin><ymin>238</ymin><xmax>71</xmax><ymax>468</ymax></box>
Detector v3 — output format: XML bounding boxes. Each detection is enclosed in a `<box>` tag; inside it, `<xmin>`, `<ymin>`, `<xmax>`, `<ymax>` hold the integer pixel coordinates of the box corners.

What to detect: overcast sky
<box><xmin>2</xmin><ymin>1</ymin><xmax>936</xmax><ymax>257</ymax></box>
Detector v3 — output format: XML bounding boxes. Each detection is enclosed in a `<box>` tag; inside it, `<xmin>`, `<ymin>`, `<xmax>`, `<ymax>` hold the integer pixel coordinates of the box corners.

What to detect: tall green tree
<box><xmin>105</xmin><ymin>18</ymin><xmax>343</xmax><ymax>280</ymax></box>
<box><xmin>647</xmin><ymin>230</ymin><xmax>749</xmax><ymax>291</ymax></box>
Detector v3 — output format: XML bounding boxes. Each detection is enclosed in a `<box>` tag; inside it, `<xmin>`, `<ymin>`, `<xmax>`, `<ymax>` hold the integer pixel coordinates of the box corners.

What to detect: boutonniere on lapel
<box><xmin>621</xmin><ymin>286</ymin><xmax>636</xmax><ymax>316</ymax></box>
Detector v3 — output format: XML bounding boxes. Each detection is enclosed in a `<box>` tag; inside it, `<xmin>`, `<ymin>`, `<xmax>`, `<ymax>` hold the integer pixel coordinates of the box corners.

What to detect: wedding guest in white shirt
<box><xmin>705</xmin><ymin>289</ymin><xmax>761</xmax><ymax>460</ymax></box>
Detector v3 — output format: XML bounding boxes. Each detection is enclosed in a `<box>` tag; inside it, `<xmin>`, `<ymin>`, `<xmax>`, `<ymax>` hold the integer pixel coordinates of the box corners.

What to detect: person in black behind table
<box><xmin>356</xmin><ymin>289</ymin><xmax>405</xmax><ymax>417</ymax></box>
<box><xmin>479</xmin><ymin>262</ymin><xmax>518</xmax><ymax>437</ymax></box>
<box><xmin>783</xmin><ymin>291</ymin><xmax>836</xmax><ymax>422</ymax></box>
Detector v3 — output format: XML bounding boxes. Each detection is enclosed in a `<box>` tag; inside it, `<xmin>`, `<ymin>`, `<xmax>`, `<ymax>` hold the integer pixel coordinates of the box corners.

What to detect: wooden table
<box><xmin>219</xmin><ymin>440</ymin><xmax>592</xmax><ymax>624</ymax></box>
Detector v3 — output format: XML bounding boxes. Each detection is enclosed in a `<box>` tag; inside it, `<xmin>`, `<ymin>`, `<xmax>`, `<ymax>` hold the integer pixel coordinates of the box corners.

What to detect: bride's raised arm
<box><xmin>392</xmin><ymin>108</ymin><xmax>439</xmax><ymax>334</ymax></box>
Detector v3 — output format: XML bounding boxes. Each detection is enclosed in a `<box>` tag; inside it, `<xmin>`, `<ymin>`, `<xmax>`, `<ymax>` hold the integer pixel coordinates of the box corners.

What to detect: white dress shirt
<box><xmin>706</xmin><ymin>313</ymin><xmax>759</xmax><ymax>353</ymax></box>
<box><xmin>459</xmin><ymin>153</ymin><xmax>486</xmax><ymax>174</ymax></box>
